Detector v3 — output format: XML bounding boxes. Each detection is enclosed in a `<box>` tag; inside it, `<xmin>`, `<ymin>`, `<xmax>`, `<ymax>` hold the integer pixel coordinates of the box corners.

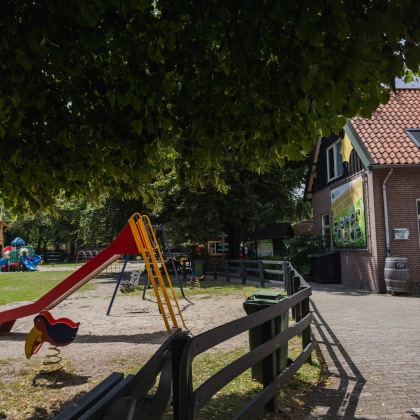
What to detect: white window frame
<box><xmin>417</xmin><ymin>199</ymin><xmax>420</xmax><ymax>246</ymax></box>
<box><xmin>208</xmin><ymin>241</ymin><xmax>221</xmax><ymax>255</ymax></box>
<box><xmin>326</xmin><ymin>139</ymin><xmax>343</xmax><ymax>182</ymax></box>
<box><xmin>321</xmin><ymin>213</ymin><xmax>330</xmax><ymax>237</ymax></box>
<box><xmin>322</xmin><ymin>213</ymin><xmax>331</xmax><ymax>249</ymax></box>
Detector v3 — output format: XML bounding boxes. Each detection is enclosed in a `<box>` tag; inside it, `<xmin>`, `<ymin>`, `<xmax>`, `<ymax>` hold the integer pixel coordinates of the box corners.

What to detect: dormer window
<box><xmin>404</xmin><ymin>129</ymin><xmax>420</xmax><ymax>148</ymax></box>
<box><xmin>327</xmin><ymin>140</ymin><xmax>343</xmax><ymax>182</ymax></box>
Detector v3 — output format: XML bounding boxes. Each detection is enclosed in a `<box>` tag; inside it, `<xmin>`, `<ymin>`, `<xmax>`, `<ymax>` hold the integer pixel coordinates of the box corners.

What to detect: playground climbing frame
<box><xmin>128</xmin><ymin>214</ymin><xmax>186</xmax><ymax>331</ymax></box>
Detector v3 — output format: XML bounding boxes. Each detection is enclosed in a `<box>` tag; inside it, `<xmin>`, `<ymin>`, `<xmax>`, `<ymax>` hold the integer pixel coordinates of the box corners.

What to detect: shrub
<box><xmin>283</xmin><ymin>235</ymin><xmax>328</xmax><ymax>275</ymax></box>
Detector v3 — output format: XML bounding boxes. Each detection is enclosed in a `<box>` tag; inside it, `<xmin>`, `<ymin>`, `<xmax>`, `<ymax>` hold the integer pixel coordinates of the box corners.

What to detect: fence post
<box><xmin>284</xmin><ymin>262</ymin><xmax>290</xmax><ymax>292</ymax></box>
<box><xmin>171</xmin><ymin>333</ymin><xmax>191</xmax><ymax>420</ymax></box>
<box><xmin>225</xmin><ymin>259</ymin><xmax>230</xmax><ymax>282</ymax></box>
<box><xmin>292</xmin><ymin>275</ymin><xmax>301</xmax><ymax>321</ymax></box>
<box><xmin>241</xmin><ymin>259</ymin><xmax>246</xmax><ymax>284</ymax></box>
<box><xmin>261</xmin><ymin>317</ymin><xmax>278</xmax><ymax>412</ymax></box>
<box><xmin>258</xmin><ymin>260</ymin><xmax>265</xmax><ymax>288</ymax></box>
<box><xmin>301</xmin><ymin>296</ymin><xmax>312</xmax><ymax>365</ymax></box>
<box><xmin>287</xmin><ymin>269</ymin><xmax>294</xmax><ymax>297</ymax></box>
<box><xmin>213</xmin><ymin>260</ymin><xmax>217</xmax><ymax>280</ymax></box>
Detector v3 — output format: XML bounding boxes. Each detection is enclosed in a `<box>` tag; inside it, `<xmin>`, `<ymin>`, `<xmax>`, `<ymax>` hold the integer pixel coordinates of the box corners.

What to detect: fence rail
<box><xmin>172</xmin><ymin>269</ymin><xmax>312</xmax><ymax>419</ymax></box>
<box><xmin>55</xmin><ymin>262</ymin><xmax>312</xmax><ymax>420</ymax></box>
<box><xmin>182</xmin><ymin>259</ymin><xmax>284</xmax><ymax>287</ymax></box>
<box><xmin>210</xmin><ymin>259</ymin><xmax>284</xmax><ymax>286</ymax></box>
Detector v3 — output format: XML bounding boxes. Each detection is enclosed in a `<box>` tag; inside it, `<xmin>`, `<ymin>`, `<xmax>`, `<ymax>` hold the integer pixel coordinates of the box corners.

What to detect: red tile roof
<box><xmin>350</xmin><ymin>89</ymin><xmax>420</xmax><ymax>164</ymax></box>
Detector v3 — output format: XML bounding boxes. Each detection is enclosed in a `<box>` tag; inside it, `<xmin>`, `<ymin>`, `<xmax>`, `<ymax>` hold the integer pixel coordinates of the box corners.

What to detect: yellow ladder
<box><xmin>128</xmin><ymin>213</ymin><xmax>187</xmax><ymax>332</ymax></box>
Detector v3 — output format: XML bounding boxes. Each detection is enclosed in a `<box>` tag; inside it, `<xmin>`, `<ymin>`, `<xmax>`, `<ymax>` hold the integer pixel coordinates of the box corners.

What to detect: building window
<box><xmin>327</xmin><ymin>140</ymin><xmax>343</xmax><ymax>181</ymax></box>
<box><xmin>417</xmin><ymin>200</ymin><xmax>420</xmax><ymax>245</ymax></box>
<box><xmin>208</xmin><ymin>241</ymin><xmax>221</xmax><ymax>255</ymax></box>
<box><xmin>405</xmin><ymin>129</ymin><xmax>420</xmax><ymax>148</ymax></box>
<box><xmin>322</xmin><ymin>214</ymin><xmax>330</xmax><ymax>237</ymax></box>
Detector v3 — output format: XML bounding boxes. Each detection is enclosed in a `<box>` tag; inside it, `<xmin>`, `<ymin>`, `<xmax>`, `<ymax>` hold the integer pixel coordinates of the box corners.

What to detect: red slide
<box><xmin>0</xmin><ymin>224</ymin><xmax>140</xmax><ymax>333</ymax></box>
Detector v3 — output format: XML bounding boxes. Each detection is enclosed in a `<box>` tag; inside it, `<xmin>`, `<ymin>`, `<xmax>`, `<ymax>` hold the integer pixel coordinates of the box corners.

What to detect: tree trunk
<box><xmin>42</xmin><ymin>240</ymin><xmax>48</xmax><ymax>259</ymax></box>
<box><xmin>37</xmin><ymin>237</ymin><xmax>42</xmax><ymax>255</ymax></box>
<box><xmin>225</xmin><ymin>223</ymin><xmax>246</xmax><ymax>259</ymax></box>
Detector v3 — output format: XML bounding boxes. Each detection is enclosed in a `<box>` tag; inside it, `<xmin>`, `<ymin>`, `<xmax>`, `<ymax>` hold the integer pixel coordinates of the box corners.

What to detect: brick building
<box><xmin>305</xmin><ymin>89</ymin><xmax>420</xmax><ymax>292</ymax></box>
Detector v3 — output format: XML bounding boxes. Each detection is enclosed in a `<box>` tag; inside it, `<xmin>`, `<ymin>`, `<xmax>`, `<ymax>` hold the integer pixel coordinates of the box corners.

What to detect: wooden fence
<box><xmin>55</xmin><ymin>262</ymin><xmax>312</xmax><ymax>420</ymax></box>
<box><xmin>183</xmin><ymin>259</ymin><xmax>284</xmax><ymax>287</ymax></box>
<box><xmin>54</xmin><ymin>329</ymin><xmax>182</xmax><ymax>420</ymax></box>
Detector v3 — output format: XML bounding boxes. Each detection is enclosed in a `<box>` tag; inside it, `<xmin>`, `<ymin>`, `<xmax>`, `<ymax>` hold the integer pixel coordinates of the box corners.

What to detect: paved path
<box><xmin>303</xmin><ymin>282</ymin><xmax>420</xmax><ymax>420</ymax></box>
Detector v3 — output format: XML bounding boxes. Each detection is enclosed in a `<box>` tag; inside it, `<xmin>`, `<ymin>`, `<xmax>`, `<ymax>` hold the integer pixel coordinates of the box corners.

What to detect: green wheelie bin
<box><xmin>193</xmin><ymin>260</ymin><xmax>204</xmax><ymax>277</ymax></box>
<box><xmin>243</xmin><ymin>291</ymin><xmax>289</xmax><ymax>382</ymax></box>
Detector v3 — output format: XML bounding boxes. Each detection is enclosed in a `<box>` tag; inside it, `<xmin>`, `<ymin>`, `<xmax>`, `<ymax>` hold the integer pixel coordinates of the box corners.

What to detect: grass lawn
<box><xmin>0</xmin><ymin>271</ymin><xmax>95</xmax><ymax>306</ymax></box>
<box><xmin>184</xmin><ymin>340</ymin><xmax>325</xmax><ymax>419</ymax></box>
<box><xmin>0</xmin><ymin>355</ymin><xmax>151</xmax><ymax>420</ymax></box>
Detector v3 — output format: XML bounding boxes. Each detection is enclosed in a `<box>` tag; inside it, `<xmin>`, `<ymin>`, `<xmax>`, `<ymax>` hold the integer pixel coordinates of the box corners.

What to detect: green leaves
<box><xmin>366</xmin><ymin>10</ymin><xmax>384</xmax><ymax>36</ymax></box>
<box><xmin>405</xmin><ymin>47</ymin><xmax>420</xmax><ymax>71</ymax></box>
<box><xmin>387</xmin><ymin>55</ymin><xmax>404</xmax><ymax>78</ymax></box>
<box><xmin>36</xmin><ymin>97</ymin><xmax>46</xmax><ymax>109</ymax></box>
<box><xmin>1</xmin><ymin>0</ymin><xmax>420</xmax><ymax>212</ymax></box>
<box><xmin>15</xmin><ymin>49</ymin><xmax>32</xmax><ymax>70</ymax></box>
<box><xmin>132</xmin><ymin>120</ymin><xmax>143</xmax><ymax>135</ymax></box>
<box><xmin>169</xmin><ymin>22</ymin><xmax>183</xmax><ymax>33</ymax></box>
<box><xmin>106</xmin><ymin>90</ymin><xmax>116</xmax><ymax>107</ymax></box>
<box><xmin>148</xmin><ymin>44</ymin><xmax>165</xmax><ymax>62</ymax></box>
<box><xmin>65</xmin><ymin>60</ymin><xmax>83</xmax><ymax>76</ymax></box>
<box><xmin>78</xmin><ymin>2</ymin><xmax>101</xmax><ymax>27</ymax></box>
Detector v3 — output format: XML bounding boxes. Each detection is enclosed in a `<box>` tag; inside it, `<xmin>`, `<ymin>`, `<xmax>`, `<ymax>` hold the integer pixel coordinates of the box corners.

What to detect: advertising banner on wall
<box><xmin>330</xmin><ymin>176</ymin><xmax>367</xmax><ymax>247</ymax></box>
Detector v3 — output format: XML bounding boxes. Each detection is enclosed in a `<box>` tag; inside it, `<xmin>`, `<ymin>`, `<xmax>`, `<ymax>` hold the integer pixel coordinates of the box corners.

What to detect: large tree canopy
<box><xmin>1</xmin><ymin>0</ymin><xmax>420</xmax><ymax>211</ymax></box>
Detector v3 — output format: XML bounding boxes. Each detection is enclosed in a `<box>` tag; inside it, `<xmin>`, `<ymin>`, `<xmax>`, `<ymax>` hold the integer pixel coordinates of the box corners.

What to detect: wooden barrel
<box><xmin>384</xmin><ymin>257</ymin><xmax>410</xmax><ymax>293</ymax></box>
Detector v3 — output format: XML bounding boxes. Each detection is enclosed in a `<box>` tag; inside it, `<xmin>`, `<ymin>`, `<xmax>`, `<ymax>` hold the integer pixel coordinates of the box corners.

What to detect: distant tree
<box><xmin>156</xmin><ymin>152</ymin><xmax>309</xmax><ymax>258</ymax></box>
<box><xmin>3</xmin><ymin>197</ymin><xmax>87</xmax><ymax>255</ymax></box>
<box><xmin>78</xmin><ymin>197</ymin><xmax>146</xmax><ymax>245</ymax></box>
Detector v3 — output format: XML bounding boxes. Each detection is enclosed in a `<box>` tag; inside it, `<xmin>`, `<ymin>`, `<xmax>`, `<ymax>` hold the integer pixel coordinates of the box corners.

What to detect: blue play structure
<box><xmin>0</xmin><ymin>237</ymin><xmax>43</xmax><ymax>272</ymax></box>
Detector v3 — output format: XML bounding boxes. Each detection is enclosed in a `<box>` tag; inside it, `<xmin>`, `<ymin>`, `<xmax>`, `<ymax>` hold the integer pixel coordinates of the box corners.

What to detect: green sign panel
<box><xmin>331</xmin><ymin>177</ymin><xmax>366</xmax><ymax>247</ymax></box>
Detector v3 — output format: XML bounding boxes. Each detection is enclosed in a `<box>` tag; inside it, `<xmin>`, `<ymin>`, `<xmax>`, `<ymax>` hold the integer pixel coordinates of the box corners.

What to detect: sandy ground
<box><xmin>0</xmin><ymin>266</ymin><xmax>251</xmax><ymax>386</ymax></box>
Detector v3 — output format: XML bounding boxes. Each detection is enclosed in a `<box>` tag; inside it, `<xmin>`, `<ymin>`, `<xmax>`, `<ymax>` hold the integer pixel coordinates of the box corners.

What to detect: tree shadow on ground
<box><xmin>2</xmin><ymin>329</ymin><xmax>172</xmax><ymax>345</ymax></box>
<box><xmin>27</xmin><ymin>389</ymin><xmax>90</xmax><ymax>420</ymax></box>
<box><xmin>304</xmin><ymin>298</ymin><xmax>366</xmax><ymax>420</ymax></box>
<box><xmin>74</xmin><ymin>330</ymin><xmax>173</xmax><ymax>345</ymax></box>
<box><xmin>160</xmin><ymin>378</ymin><xmax>320</xmax><ymax>420</ymax></box>
<box><xmin>31</xmin><ymin>368</ymin><xmax>90</xmax><ymax>389</ymax></box>
<box><xmin>309</xmin><ymin>282</ymin><xmax>373</xmax><ymax>297</ymax></box>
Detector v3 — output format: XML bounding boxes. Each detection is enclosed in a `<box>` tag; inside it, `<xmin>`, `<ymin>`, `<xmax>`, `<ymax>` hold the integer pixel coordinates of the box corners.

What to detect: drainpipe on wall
<box><xmin>382</xmin><ymin>168</ymin><xmax>393</xmax><ymax>258</ymax></box>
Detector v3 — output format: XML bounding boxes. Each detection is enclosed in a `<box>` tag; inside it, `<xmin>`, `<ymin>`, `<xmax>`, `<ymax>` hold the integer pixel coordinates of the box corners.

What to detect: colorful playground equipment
<box><xmin>25</xmin><ymin>310</ymin><xmax>80</xmax><ymax>371</ymax></box>
<box><xmin>75</xmin><ymin>249</ymin><xmax>122</xmax><ymax>273</ymax></box>
<box><xmin>0</xmin><ymin>237</ymin><xmax>42</xmax><ymax>272</ymax></box>
<box><xmin>0</xmin><ymin>214</ymin><xmax>187</xmax><ymax>333</ymax></box>
<box><xmin>106</xmin><ymin>222</ymin><xmax>191</xmax><ymax>315</ymax></box>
